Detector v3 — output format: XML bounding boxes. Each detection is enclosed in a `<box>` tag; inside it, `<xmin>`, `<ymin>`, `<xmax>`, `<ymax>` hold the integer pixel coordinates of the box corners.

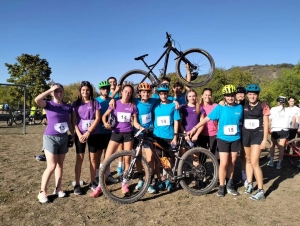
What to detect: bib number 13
<box><xmin>224</xmin><ymin>125</ymin><xmax>237</xmax><ymax>135</ymax></box>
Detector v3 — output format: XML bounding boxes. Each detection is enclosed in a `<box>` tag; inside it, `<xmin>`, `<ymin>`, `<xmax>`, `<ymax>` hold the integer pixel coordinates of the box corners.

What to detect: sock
<box><xmin>241</xmin><ymin>171</ymin><xmax>247</xmax><ymax>181</ymax></box>
<box><xmin>118</xmin><ymin>162</ymin><xmax>122</xmax><ymax>167</ymax></box>
<box><xmin>258</xmin><ymin>189</ymin><xmax>264</xmax><ymax>193</ymax></box>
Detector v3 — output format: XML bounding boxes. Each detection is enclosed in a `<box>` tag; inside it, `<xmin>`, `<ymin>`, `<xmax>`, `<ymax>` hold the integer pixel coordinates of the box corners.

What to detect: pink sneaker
<box><xmin>90</xmin><ymin>186</ymin><xmax>102</xmax><ymax>198</ymax></box>
<box><xmin>121</xmin><ymin>183</ymin><xmax>129</xmax><ymax>194</ymax></box>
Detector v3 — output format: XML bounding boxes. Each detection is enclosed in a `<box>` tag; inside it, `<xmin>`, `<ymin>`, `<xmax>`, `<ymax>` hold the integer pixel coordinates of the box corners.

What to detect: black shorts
<box><xmin>288</xmin><ymin>128</ymin><xmax>298</xmax><ymax>140</ymax></box>
<box><xmin>42</xmin><ymin>114</ymin><xmax>47</xmax><ymax>119</ymax></box>
<box><xmin>271</xmin><ymin>130</ymin><xmax>289</xmax><ymax>140</ymax></box>
<box><xmin>197</xmin><ymin>135</ymin><xmax>217</xmax><ymax>154</ymax></box>
<box><xmin>217</xmin><ymin>138</ymin><xmax>241</xmax><ymax>153</ymax></box>
<box><xmin>110</xmin><ymin>132</ymin><xmax>133</xmax><ymax>143</ymax></box>
<box><xmin>98</xmin><ymin>133</ymin><xmax>112</xmax><ymax>150</ymax></box>
<box><xmin>75</xmin><ymin>134</ymin><xmax>101</xmax><ymax>154</ymax></box>
<box><xmin>242</xmin><ymin>130</ymin><xmax>263</xmax><ymax>147</ymax></box>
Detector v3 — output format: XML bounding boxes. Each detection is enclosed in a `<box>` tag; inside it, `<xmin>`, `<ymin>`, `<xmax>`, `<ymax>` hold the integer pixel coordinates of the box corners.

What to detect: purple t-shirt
<box><xmin>180</xmin><ymin>105</ymin><xmax>204</xmax><ymax>132</ymax></box>
<box><xmin>44</xmin><ymin>101</ymin><xmax>72</xmax><ymax>135</ymax></box>
<box><xmin>72</xmin><ymin>100</ymin><xmax>101</xmax><ymax>135</ymax></box>
<box><xmin>109</xmin><ymin>100</ymin><xmax>137</xmax><ymax>133</ymax></box>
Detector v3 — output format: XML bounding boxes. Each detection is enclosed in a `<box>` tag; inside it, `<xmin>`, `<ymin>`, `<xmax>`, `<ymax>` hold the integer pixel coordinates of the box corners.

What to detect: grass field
<box><xmin>0</xmin><ymin>123</ymin><xmax>299</xmax><ymax>226</ymax></box>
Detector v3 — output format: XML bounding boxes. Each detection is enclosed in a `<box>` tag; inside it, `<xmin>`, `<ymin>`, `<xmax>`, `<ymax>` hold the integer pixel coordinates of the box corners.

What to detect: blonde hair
<box><xmin>185</xmin><ymin>89</ymin><xmax>200</xmax><ymax>115</ymax></box>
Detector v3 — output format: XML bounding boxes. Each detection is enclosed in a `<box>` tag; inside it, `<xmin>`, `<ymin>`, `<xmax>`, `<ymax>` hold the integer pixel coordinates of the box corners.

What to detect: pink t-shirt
<box><xmin>201</xmin><ymin>103</ymin><xmax>218</xmax><ymax>136</ymax></box>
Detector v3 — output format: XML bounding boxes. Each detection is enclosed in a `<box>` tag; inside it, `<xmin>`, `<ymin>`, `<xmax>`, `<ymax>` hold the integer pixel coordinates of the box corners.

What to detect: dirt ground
<box><xmin>0</xmin><ymin>123</ymin><xmax>299</xmax><ymax>226</ymax></box>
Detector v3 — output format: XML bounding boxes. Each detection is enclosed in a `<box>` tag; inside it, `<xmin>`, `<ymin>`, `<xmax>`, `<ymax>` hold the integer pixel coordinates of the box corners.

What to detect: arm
<box><xmin>260</xmin><ymin>115</ymin><xmax>269</xmax><ymax>149</ymax></box>
<box><xmin>191</xmin><ymin>114</ymin><xmax>205</xmax><ymax>142</ymax></box>
<box><xmin>179</xmin><ymin>113</ymin><xmax>185</xmax><ymax>133</ymax></box>
<box><xmin>68</xmin><ymin>113</ymin><xmax>75</xmax><ymax>137</ymax></box>
<box><xmin>109</xmin><ymin>84</ymin><xmax>121</xmax><ymax>98</ymax></box>
<box><xmin>81</xmin><ymin>109</ymin><xmax>101</xmax><ymax>140</ymax></box>
<box><xmin>172</xmin><ymin>120</ymin><xmax>179</xmax><ymax>145</ymax></box>
<box><xmin>291</xmin><ymin>116</ymin><xmax>296</xmax><ymax>128</ymax></box>
<box><xmin>102</xmin><ymin>108</ymin><xmax>113</xmax><ymax>130</ymax></box>
<box><xmin>72</xmin><ymin>110</ymin><xmax>85</xmax><ymax>143</ymax></box>
<box><xmin>108</xmin><ymin>99</ymin><xmax>116</xmax><ymax>109</ymax></box>
<box><xmin>35</xmin><ymin>85</ymin><xmax>59</xmax><ymax>108</ymax></box>
<box><xmin>187</xmin><ymin>116</ymin><xmax>210</xmax><ymax>137</ymax></box>
<box><xmin>185</xmin><ymin>63</ymin><xmax>191</xmax><ymax>92</ymax></box>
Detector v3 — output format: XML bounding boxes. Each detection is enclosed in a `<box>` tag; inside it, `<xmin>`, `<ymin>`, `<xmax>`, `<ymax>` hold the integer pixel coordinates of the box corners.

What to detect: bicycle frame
<box><xmin>285</xmin><ymin>140</ymin><xmax>300</xmax><ymax>157</ymax></box>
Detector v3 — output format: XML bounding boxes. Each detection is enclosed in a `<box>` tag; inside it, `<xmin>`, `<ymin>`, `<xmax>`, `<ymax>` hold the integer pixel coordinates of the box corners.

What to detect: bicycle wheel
<box><xmin>176</xmin><ymin>48</ymin><xmax>215</xmax><ymax>87</ymax></box>
<box><xmin>33</xmin><ymin>113</ymin><xmax>43</xmax><ymax>125</ymax></box>
<box><xmin>14</xmin><ymin>114</ymin><xmax>23</xmax><ymax>125</ymax></box>
<box><xmin>178</xmin><ymin>147</ymin><xmax>218</xmax><ymax>196</ymax></box>
<box><xmin>260</xmin><ymin>138</ymin><xmax>271</xmax><ymax>160</ymax></box>
<box><xmin>119</xmin><ymin>69</ymin><xmax>154</xmax><ymax>89</ymax></box>
<box><xmin>285</xmin><ymin>138</ymin><xmax>300</xmax><ymax>169</ymax></box>
<box><xmin>99</xmin><ymin>150</ymin><xmax>151</xmax><ymax>204</ymax></box>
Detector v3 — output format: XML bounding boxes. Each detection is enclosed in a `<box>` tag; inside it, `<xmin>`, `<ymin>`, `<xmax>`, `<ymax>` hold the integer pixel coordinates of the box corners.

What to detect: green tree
<box><xmin>63</xmin><ymin>82</ymin><xmax>100</xmax><ymax>104</ymax></box>
<box><xmin>5</xmin><ymin>54</ymin><xmax>52</xmax><ymax>108</ymax></box>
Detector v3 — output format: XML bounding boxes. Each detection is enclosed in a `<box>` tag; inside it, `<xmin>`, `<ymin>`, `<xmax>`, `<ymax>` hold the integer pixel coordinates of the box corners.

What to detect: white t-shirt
<box><xmin>270</xmin><ymin>106</ymin><xmax>295</xmax><ymax>131</ymax></box>
<box><xmin>287</xmin><ymin>106</ymin><xmax>300</xmax><ymax>128</ymax></box>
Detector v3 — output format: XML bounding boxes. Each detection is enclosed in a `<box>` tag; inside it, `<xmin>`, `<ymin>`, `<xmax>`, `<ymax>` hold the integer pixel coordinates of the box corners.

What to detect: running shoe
<box><xmin>89</xmin><ymin>182</ymin><xmax>98</xmax><ymax>191</ymax></box>
<box><xmin>117</xmin><ymin>166</ymin><xmax>123</xmax><ymax>176</ymax></box>
<box><xmin>226</xmin><ymin>186</ymin><xmax>239</xmax><ymax>196</ymax></box>
<box><xmin>244</xmin><ymin>180</ymin><xmax>249</xmax><ymax>189</ymax></box>
<box><xmin>53</xmin><ymin>188</ymin><xmax>66</xmax><ymax>198</ymax></box>
<box><xmin>217</xmin><ymin>186</ymin><xmax>225</xmax><ymax>197</ymax></box>
<box><xmin>244</xmin><ymin>183</ymin><xmax>253</xmax><ymax>195</ymax></box>
<box><xmin>276</xmin><ymin>162</ymin><xmax>282</xmax><ymax>170</ymax></box>
<box><xmin>156</xmin><ymin>181</ymin><xmax>164</xmax><ymax>191</ymax></box>
<box><xmin>121</xmin><ymin>183</ymin><xmax>130</xmax><ymax>194</ymax></box>
<box><xmin>250</xmin><ymin>190</ymin><xmax>265</xmax><ymax>201</ymax></box>
<box><xmin>165</xmin><ymin>180</ymin><xmax>174</xmax><ymax>192</ymax></box>
<box><xmin>73</xmin><ymin>185</ymin><xmax>82</xmax><ymax>195</ymax></box>
<box><xmin>267</xmin><ymin>160</ymin><xmax>274</xmax><ymax>167</ymax></box>
<box><xmin>148</xmin><ymin>185</ymin><xmax>156</xmax><ymax>194</ymax></box>
<box><xmin>90</xmin><ymin>186</ymin><xmax>102</xmax><ymax>198</ymax></box>
<box><xmin>135</xmin><ymin>180</ymin><xmax>144</xmax><ymax>190</ymax></box>
<box><xmin>37</xmin><ymin>191</ymin><xmax>49</xmax><ymax>203</ymax></box>
<box><xmin>106</xmin><ymin>175</ymin><xmax>119</xmax><ymax>183</ymax></box>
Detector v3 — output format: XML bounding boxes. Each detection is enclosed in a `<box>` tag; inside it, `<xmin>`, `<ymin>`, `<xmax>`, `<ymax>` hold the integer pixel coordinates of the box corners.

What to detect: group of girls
<box><xmin>36</xmin><ymin>73</ymin><xmax>279</xmax><ymax>203</ymax></box>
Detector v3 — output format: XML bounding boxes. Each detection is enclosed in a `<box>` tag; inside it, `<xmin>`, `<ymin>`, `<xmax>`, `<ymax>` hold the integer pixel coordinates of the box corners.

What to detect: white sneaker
<box><xmin>244</xmin><ymin>180</ymin><xmax>249</xmax><ymax>188</ymax></box>
<box><xmin>53</xmin><ymin>189</ymin><xmax>66</xmax><ymax>198</ymax></box>
<box><xmin>37</xmin><ymin>192</ymin><xmax>49</xmax><ymax>203</ymax></box>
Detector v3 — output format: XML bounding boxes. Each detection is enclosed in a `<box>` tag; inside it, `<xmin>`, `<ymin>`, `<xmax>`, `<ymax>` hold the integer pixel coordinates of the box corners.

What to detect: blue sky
<box><xmin>0</xmin><ymin>0</ymin><xmax>299</xmax><ymax>89</ymax></box>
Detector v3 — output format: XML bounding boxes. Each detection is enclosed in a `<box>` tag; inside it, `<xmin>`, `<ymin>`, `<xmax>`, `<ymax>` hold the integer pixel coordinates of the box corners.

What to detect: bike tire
<box><xmin>34</xmin><ymin>113</ymin><xmax>43</xmax><ymax>125</ymax></box>
<box><xmin>176</xmin><ymin>48</ymin><xmax>215</xmax><ymax>87</ymax></box>
<box><xmin>178</xmin><ymin>147</ymin><xmax>219</xmax><ymax>196</ymax></box>
<box><xmin>119</xmin><ymin>69</ymin><xmax>155</xmax><ymax>89</ymax></box>
<box><xmin>99</xmin><ymin>150</ymin><xmax>151</xmax><ymax>204</ymax></box>
<box><xmin>14</xmin><ymin>115</ymin><xmax>23</xmax><ymax>125</ymax></box>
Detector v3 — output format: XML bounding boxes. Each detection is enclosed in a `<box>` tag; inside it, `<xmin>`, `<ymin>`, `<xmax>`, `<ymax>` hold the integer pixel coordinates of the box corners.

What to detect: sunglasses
<box><xmin>81</xmin><ymin>81</ymin><xmax>91</xmax><ymax>86</ymax></box>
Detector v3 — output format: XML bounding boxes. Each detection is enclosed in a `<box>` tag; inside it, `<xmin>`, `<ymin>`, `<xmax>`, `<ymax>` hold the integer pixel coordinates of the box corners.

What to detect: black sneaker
<box><xmin>217</xmin><ymin>186</ymin><xmax>225</xmax><ymax>197</ymax></box>
<box><xmin>74</xmin><ymin>185</ymin><xmax>82</xmax><ymax>195</ymax></box>
<box><xmin>89</xmin><ymin>182</ymin><xmax>98</xmax><ymax>191</ymax></box>
<box><xmin>106</xmin><ymin>175</ymin><xmax>119</xmax><ymax>184</ymax></box>
<box><xmin>226</xmin><ymin>186</ymin><xmax>239</xmax><ymax>196</ymax></box>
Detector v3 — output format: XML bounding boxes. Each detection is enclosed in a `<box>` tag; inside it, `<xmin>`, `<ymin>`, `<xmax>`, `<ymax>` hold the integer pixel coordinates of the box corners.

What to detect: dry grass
<box><xmin>0</xmin><ymin>124</ymin><xmax>299</xmax><ymax>226</ymax></box>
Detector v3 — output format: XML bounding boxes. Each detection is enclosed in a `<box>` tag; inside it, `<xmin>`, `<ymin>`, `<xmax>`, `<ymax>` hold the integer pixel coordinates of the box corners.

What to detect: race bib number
<box><xmin>54</xmin><ymin>122</ymin><xmax>68</xmax><ymax>134</ymax></box>
<box><xmin>117</xmin><ymin>112</ymin><xmax>131</xmax><ymax>122</ymax></box>
<box><xmin>224</xmin><ymin>125</ymin><xmax>237</xmax><ymax>135</ymax></box>
<box><xmin>82</xmin><ymin>120</ymin><xmax>94</xmax><ymax>131</ymax></box>
<box><xmin>141</xmin><ymin>113</ymin><xmax>151</xmax><ymax>124</ymax></box>
<box><xmin>244</xmin><ymin>119</ymin><xmax>259</xmax><ymax>129</ymax></box>
<box><xmin>157</xmin><ymin>116</ymin><xmax>170</xmax><ymax>126</ymax></box>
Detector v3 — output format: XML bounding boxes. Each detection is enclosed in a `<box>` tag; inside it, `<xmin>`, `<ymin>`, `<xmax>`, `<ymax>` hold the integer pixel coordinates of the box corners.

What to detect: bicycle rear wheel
<box><xmin>99</xmin><ymin>150</ymin><xmax>151</xmax><ymax>204</ymax></box>
<box><xmin>176</xmin><ymin>48</ymin><xmax>215</xmax><ymax>87</ymax></box>
<box><xmin>119</xmin><ymin>69</ymin><xmax>154</xmax><ymax>89</ymax></box>
<box><xmin>178</xmin><ymin>147</ymin><xmax>218</xmax><ymax>196</ymax></box>
<box><xmin>14</xmin><ymin>114</ymin><xmax>23</xmax><ymax>125</ymax></box>
<box><xmin>34</xmin><ymin>112</ymin><xmax>43</xmax><ymax>125</ymax></box>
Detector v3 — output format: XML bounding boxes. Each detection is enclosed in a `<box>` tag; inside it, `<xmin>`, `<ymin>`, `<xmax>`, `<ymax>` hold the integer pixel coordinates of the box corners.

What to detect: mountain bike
<box><xmin>7</xmin><ymin>110</ymin><xmax>24</xmax><ymax>126</ymax></box>
<box><xmin>119</xmin><ymin>32</ymin><xmax>215</xmax><ymax>88</ymax></box>
<box><xmin>7</xmin><ymin>110</ymin><xmax>43</xmax><ymax>125</ymax></box>
<box><xmin>99</xmin><ymin>129</ymin><xmax>219</xmax><ymax>204</ymax></box>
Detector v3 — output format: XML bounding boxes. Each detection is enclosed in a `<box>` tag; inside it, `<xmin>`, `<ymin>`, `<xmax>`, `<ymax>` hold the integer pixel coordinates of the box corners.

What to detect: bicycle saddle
<box><xmin>134</xmin><ymin>54</ymin><xmax>148</xmax><ymax>61</ymax></box>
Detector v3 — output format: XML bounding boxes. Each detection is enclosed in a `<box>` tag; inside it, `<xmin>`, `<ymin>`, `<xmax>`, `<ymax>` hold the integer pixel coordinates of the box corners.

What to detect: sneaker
<box><xmin>53</xmin><ymin>188</ymin><xmax>66</xmax><ymax>198</ymax></box>
<box><xmin>250</xmin><ymin>190</ymin><xmax>265</xmax><ymax>201</ymax></box>
<box><xmin>217</xmin><ymin>186</ymin><xmax>225</xmax><ymax>197</ymax></box>
<box><xmin>244</xmin><ymin>180</ymin><xmax>249</xmax><ymax>189</ymax></box>
<box><xmin>135</xmin><ymin>180</ymin><xmax>144</xmax><ymax>190</ymax></box>
<box><xmin>244</xmin><ymin>183</ymin><xmax>253</xmax><ymax>194</ymax></box>
<box><xmin>90</xmin><ymin>186</ymin><xmax>102</xmax><ymax>197</ymax></box>
<box><xmin>106</xmin><ymin>175</ymin><xmax>119</xmax><ymax>184</ymax></box>
<box><xmin>73</xmin><ymin>185</ymin><xmax>82</xmax><ymax>195</ymax></box>
<box><xmin>276</xmin><ymin>162</ymin><xmax>282</xmax><ymax>170</ymax></box>
<box><xmin>117</xmin><ymin>166</ymin><xmax>123</xmax><ymax>176</ymax></box>
<box><xmin>121</xmin><ymin>183</ymin><xmax>130</xmax><ymax>194</ymax></box>
<box><xmin>227</xmin><ymin>186</ymin><xmax>239</xmax><ymax>196</ymax></box>
<box><xmin>148</xmin><ymin>185</ymin><xmax>156</xmax><ymax>194</ymax></box>
<box><xmin>89</xmin><ymin>182</ymin><xmax>98</xmax><ymax>191</ymax></box>
<box><xmin>267</xmin><ymin>161</ymin><xmax>274</xmax><ymax>167</ymax></box>
<box><xmin>165</xmin><ymin>180</ymin><xmax>174</xmax><ymax>192</ymax></box>
<box><xmin>156</xmin><ymin>181</ymin><xmax>164</xmax><ymax>191</ymax></box>
<box><xmin>37</xmin><ymin>191</ymin><xmax>49</xmax><ymax>203</ymax></box>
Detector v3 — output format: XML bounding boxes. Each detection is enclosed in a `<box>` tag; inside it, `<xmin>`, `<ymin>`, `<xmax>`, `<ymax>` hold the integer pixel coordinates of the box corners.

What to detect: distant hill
<box><xmin>230</xmin><ymin>63</ymin><xmax>294</xmax><ymax>80</ymax></box>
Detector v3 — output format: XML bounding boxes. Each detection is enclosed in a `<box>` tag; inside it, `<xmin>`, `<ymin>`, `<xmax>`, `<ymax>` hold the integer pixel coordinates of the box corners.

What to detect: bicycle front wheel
<box><xmin>14</xmin><ymin>114</ymin><xmax>23</xmax><ymax>125</ymax></box>
<box><xmin>34</xmin><ymin>113</ymin><xmax>43</xmax><ymax>125</ymax></box>
<box><xmin>176</xmin><ymin>48</ymin><xmax>215</xmax><ymax>87</ymax></box>
<box><xmin>119</xmin><ymin>69</ymin><xmax>154</xmax><ymax>89</ymax></box>
<box><xmin>178</xmin><ymin>147</ymin><xmax>218</xmax><ymax>196</ymax></box>
<box><xmin>99</xmin><ymin>150</ymin><xmax>151</xmax><ymax>204</ymax></box>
